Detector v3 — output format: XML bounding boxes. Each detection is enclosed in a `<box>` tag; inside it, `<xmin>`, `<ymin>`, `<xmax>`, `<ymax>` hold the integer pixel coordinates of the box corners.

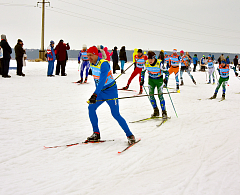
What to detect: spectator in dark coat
<box><xmin>233</xmin><ymin>55</ymin><xmax>238</xmax><ymax>70</ymax></box>
<box><xmin>119</xmin><ymin>46</ymin><xmax>127</xmax><ymax>73</ymax></box>
<box><xmin>112</xmin><ymin>46</ymin><xmax>119</xmax><ymax>74</ymax></box>
<box><xmin>0</xmin><ymin>45</ymin><xmax>3</xmax><ymax>75</ymax></box>
<box><xmin>0</xmin><ymin>34</ymin><xmax>12</xmax><ymax>78</ymax></box>
<box><xmin>14</xmin><ymin>39</ymin><xmax>25</xmax><ymax>76</ymax></box>
<box><xmin>158</xmin><ymin>50</ymin><xmax>165</xmax><ymax>62</ymax></box>
<box><xmin>55</xmin><ymin>40</ymin><xmax>70</xmax><ymax>76</ymax></box>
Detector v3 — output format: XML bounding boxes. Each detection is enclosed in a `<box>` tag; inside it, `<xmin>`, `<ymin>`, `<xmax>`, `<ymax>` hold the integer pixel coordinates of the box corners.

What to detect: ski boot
<box><xmin>210</xmin><ymin>93</ymin><xmax>217</xmax><ymax>99</ymax></box>
<box><xmin>122</xmin><ymin>84</ymin><xmax>129</xmax><ymax>90</ymax></box>
<box><xmin>162</xmin><ymin>110</ymin><xmax>168</xmax><ymax>120</ymax></box>
<box><xmin>84</xmin><ymin>77</ymin><xmax>88</xmax><ymax>83</ymax></box>
<box><xmin>207</xmin><ymin>81</ymin><xmax>211</xmax><ymax>84</ymax></box>
<box><xmin>127</xmin><ymin>135</ymin><xmax>136</xmax><ymax>145</ymax></box>
<box><xmin>213</xmin><ymin>79</ymin><xmax>215</xmax><ymax>84</ymax></box>
<box><xmin>192</xmin><ymin>78</ymin><xmax>196</xmax><ymax>85</ymax></box>
<box><xmin>151</xmin><ymin>107</ymin><xmax>159</xmax><ymax>117</ymax></box>
<box><xmin>87</xmin><ymin>132</ymin><xmax>100</xmax><ymax>142</ymax></box>
<box><xmin>180</xmin><ymin>80</ymin><xmax>184</xmax><ymax>86</ymax></box>
<box><xmin>222</xmin><ymin>93</ymin><xmax>225</xmax><ymax>100</ymax></box>
<box><xmin>77</xmin><ymin>78</ymin><xmax>83</xmax><ymax>84</ymax></box>
<box><xmin>176</xmin><ymin>85</ymin><xmax>180</xmax><ymax>93</ymax></box>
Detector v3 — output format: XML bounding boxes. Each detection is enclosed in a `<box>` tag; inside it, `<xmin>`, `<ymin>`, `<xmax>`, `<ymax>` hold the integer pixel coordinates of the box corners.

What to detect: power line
<box><xmin>65</xmin><ymin>0</ymin><xmax>239</xmax><ymax>40</ymax></box>
<box><xmin>0</xmin><ymin>3</ymin><xmax>35</xmax><ymax>7</ymax></box>
<box><xmin>101</xmin><ymin>0</ymin><xmax>240</xmax><ymax>35</ymax></box>
<box><xmin>47</xmin><ymin>6</ymin><xmax>240</xmax><ymax>48</ymax></box>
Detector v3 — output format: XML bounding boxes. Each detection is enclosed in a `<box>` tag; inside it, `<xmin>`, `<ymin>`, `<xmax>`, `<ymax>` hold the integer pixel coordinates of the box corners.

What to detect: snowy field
<box><xmin>0</xmin><ymin>60</ymin><xmax>240</xmax><ymax>195</ymax></box>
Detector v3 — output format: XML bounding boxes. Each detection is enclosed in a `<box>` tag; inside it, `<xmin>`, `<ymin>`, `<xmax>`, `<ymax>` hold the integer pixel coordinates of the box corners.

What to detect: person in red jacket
<box><xmin>55</xmin><ymin>40</ymin><xmax>70</xmax><ymax>76</ymax></box>
<box><xmin>122</xmin><ymin>49</ymin><xmax>148</xmax><ymax>94</ymax></box>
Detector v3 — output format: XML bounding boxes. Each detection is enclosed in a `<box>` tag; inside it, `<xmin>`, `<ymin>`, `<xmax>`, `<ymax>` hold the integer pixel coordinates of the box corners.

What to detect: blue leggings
<box><xmin>120</xmin><ymin>60</ymin><xmax>125</xmax><ymax>70</ymax></box>
<box><xmin>80</xmin><ymin>61</ymin><xmax>90</xmax><ymax>79</ymax></box>
<box><xmin>88</xmin><ymin>85</ymin><xmax>133</xmax><ymax>137</ymax></box>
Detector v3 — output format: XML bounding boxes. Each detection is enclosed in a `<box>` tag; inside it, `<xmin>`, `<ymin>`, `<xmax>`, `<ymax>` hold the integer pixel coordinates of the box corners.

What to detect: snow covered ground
<box><xmin>0</xmin><ymin>60</ymin><xmax>240</xmax><ymax>195</ymax></box>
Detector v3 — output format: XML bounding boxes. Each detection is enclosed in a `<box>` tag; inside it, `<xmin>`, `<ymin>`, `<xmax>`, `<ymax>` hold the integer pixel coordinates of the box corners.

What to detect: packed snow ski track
<box><xmin>0</xmin><ymin>61</ymin><xmax>240</xmax><ymax>195</ymax></box>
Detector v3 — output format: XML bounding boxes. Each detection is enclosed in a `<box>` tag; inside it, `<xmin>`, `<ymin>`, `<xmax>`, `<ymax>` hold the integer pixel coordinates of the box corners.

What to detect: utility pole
<box><xmin>37</xmin><ymin>0</ymin><xmax>50</xmax><ymax>60</ymax></box>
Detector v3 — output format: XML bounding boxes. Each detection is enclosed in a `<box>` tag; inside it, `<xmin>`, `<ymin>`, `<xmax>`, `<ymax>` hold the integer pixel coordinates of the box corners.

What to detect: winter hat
<box><xmin>164</xmin><ymin>52</ymin><xmax>167</xmax><ymax>55</ymax></box>
<box><xmin>147</xmin><ymin>51</ymin><xmax>156</xmax><ymax>59</ymax></box>
<box><xmin>208</xmin><ymin>55</ymin><xmax>211</xmax><ymax>57</ymax></box>
<box><xmin>138</xmin><ymin>49</ymin><xmax>143</xmax><ymax>53</ymax></box>
<box><xmin>100</xmin><ymin>45</ymin><xmax>104</xmax><ymax>49</ymax></box>
<box><xmin>180</xmin><ymin>50</ymin><xmax>184</xmax><ymax>54</ymax></box>
<box><xmin>173</xmin><ymin>49</ymin><xmax>177</xmax><ymax>53</ymax></box>
<box><xmin>60</xmin><ymin>40</ymin><xmax>63</xmax><ymax>42</ymax></box>
<box><xmin>203</xmin><ymin>55</ymin><xmax>205</xmax><ymax>57</ymax></box>
<box><xmin>18</xmin><ymin>39</ymin><xmax>23</xmax><ymax>43</ymax></box>
<box><xmin>221</xmin><ymin>60</ymin><xmax>226</xmax><ymax>64</ymax></box>
<box><xmin>87</xmin><ymin>46</ymin><xmax>98</xmax><ymax>56</ymax></box>
<box><xmin>1</xmin><ymin>34</ymin><xmax>6</xmax><ymax>40</ymax></box>
<box><xmin>50</xmin><ymin>40</ymin><xmax>54</xmax><ymax>44</ymax></box>
<box><xmin>82</xmin><ymin>44</ymin><xmax>87</xmax><ymax>48</ymax></box>
<box><xmin>114</xmin><ymin>46</ymin><xmax>118</xmax><ymax>50</ymax></box>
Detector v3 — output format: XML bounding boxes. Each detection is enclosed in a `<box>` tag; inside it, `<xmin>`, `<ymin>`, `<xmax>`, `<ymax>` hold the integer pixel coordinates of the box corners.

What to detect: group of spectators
<box><xmin>88</xmin><ymin>45</ymin><xmax>127</xmax><ymax>74</ymax></box>
<box><xmin>0</xmin><ymin>34</ymin><xmax>27</xmax><ymax>78</ymax></box>
<box><xmin>46</xmin><ymin>40</ymin><xmax>70</xmax><ymax>77</ymax></box>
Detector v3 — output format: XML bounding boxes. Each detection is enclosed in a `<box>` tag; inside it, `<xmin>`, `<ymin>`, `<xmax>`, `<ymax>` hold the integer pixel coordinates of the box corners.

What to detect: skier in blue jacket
<box><xmin>86</xmin><ymin>46</ymin><xmax>135</xmax><ymax>145</ymax></box>
<box><xmin>77</xmin><ymin>44</ymin><xmax>90</xmax><ymax>83</ymax></box>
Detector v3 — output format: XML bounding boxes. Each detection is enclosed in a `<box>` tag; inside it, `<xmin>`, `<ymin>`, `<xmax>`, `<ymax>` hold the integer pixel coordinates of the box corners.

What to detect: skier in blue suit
<box><xmin>77</xmin><ymin>44</ymin><xmax>90</xmax><ymax>83</ymax></box>
<box><xmin>86</xmin><ymin>46</ymin><xmax>136</xmax><ymax>145</ymax></box>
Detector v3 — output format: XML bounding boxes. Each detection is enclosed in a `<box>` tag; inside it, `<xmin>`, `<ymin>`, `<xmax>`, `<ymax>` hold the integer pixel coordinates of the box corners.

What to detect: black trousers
<box><xmin>2</xmin><ymin>59</ymin><xmax>10</xmax><ymax>76</ymax></box>
<box><xmin>113</xmin><ymin>61</ymin><xmax>118</xmax><ymax>73</ymax></box>
<box><xmin>0</xmin><ymin>59</ymin><xmax>2</xmax><ymax>75</ymax></box>
<box><xmin>193</xmin><ymin>63</ymin><xmax>197</xmax><ymax>72</ymax></box>
<box><xmin>56</xmin><ymin>60</ymin><xmax>66</xmax><ymax>75</ymax></box>
<box><xmin>16</xmin><ymin>57</ymin><xmax>23</xmax><ymax>75</ymax></box>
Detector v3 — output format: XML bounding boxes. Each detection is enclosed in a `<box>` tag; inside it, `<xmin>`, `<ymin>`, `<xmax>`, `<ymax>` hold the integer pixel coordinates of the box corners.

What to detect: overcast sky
<box><xmin>1</xmin><ymin>0</ymin><xmax>240</xmax><ymax>53</ymax></box>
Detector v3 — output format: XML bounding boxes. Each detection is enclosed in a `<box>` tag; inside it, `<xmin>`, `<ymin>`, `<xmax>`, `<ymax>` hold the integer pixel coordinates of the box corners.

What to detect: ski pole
<box><xmin>114</xmin><ymin>62</ymin><xmax>135</xmax><ymax>81</ymax></box>
<box><xmin>143</xmin><ymin>85</ymin><xmax>151</xmax><ymax>102</ymax></box>
<box><xmin>214</xmin><ymin>70</ymin><xmax>218</xmax><ymax>81</ymax></box>
<box><xmin>205</xmin><ymin>69</ymin><xmax>208</xmax><ymax>81</ymax></box>
<box><xmin>166</xmin><ymin>86</ymin><xmax>178</xmax><ymax>118</ymax></box>
<box><xmin>87</xmin><ymin>92</ymin><xmax>178</xmax><ymax>104</ymax></box>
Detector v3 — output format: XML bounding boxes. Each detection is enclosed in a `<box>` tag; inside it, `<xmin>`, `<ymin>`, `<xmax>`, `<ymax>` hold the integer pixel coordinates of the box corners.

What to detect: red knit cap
<box><xmin>87</xmin><ymin>46</ymin><xmax>98</xmax><ymax>55</ymax></box>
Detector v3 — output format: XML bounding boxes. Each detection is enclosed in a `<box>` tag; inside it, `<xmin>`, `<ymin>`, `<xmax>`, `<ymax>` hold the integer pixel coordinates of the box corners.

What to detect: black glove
<box><xmin>140</xmin><ymin>80</ymin><xmax>144</xmax><ymax>86</ymax></box>
<box><xmin>235</xmin><ymin>72</ymin><xmax>238</xmax><ymax>76</ymax></box>
<box><xmin>163</xmin><ymin>78</ymin><xmax>168</xmax><ymax>85</ymax></box>
<box><xmin>89</xmin><ymin>93</ymin><xmax>97</xmax><ymax>104</ymax></box>
<box><xmin>88</xmin><ymin>69</ymin><xmax>92</xmax><ymax>75</ymax></box>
